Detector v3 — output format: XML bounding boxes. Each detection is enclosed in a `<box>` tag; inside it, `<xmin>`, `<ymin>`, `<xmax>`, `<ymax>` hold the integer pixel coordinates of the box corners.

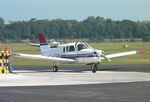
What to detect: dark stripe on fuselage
<box><xmin>40</xmin><ymin>43</ymin><xmax>48</xmax><ymax>46</ymax></box>
<box><xmin>61</xmin><ymin>54</ymin><xmax>98</xmax><ymax>59</ymax></box>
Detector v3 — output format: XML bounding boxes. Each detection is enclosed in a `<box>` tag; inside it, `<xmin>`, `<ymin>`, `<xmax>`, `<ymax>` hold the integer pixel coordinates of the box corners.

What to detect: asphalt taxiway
<box><xmin>0</xmin><ymin>65</ymin><xmax>150</xmax><ymax>102</ymax></box>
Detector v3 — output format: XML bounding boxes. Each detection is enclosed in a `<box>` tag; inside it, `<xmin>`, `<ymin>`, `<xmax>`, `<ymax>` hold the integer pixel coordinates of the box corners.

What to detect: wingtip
<box><xmin>137</xmin><ymin>49</ymin><xmax>147</xmax><ymax>54</ymax></box>
<box><xmin>12</xmin><ymin>52</ymin><xmax>20</xmax><ymax>56</ymax></box>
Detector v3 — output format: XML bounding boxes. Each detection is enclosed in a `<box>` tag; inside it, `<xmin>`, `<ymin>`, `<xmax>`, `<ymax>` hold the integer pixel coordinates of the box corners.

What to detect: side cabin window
<box><xmin>69</xmin><ymin>46</ymin><xmax>75</xmax><ymax>52</ymax></box>
<box><xmin>66</xmin><ymin>46</ymin><xmax>69</xmax><ymax>52</ymax></box>
<box><xmin>66</xmin><ymin>46</ymin><xmax>75</xmax><ymax>52</ymax></box>
<box><xmin>63</xmin><ymin>47</ymin><xmax>65</xmax><ymax>52</ymax></box>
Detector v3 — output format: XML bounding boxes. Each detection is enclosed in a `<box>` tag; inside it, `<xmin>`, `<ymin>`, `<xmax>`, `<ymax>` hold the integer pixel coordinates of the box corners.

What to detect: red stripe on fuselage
<box><xmin>61</xmin><ymin>53</ymin><xmax>93</xmax><ymax>56</ymax></box>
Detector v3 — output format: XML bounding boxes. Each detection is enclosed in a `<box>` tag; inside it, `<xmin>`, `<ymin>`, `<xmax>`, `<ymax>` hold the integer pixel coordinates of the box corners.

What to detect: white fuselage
<box><xmin>45</xmin><ymin>42</ymin><xmax>103</xmax><ymax>64</ymax></box>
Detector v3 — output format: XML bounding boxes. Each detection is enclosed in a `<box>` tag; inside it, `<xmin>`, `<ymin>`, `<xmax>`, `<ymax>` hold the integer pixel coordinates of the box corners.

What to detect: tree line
<box><xmin>0</xmin><ymin>16</ymin><xmax>150</xmax><ymax>42</ymax></box>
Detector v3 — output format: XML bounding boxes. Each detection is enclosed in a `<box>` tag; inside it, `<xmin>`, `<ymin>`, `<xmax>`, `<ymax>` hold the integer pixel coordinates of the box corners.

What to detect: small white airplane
<box><xmin>13</xmin><ymin>33</ymin><xmax>145</xmax><ymax>73</ymax></box>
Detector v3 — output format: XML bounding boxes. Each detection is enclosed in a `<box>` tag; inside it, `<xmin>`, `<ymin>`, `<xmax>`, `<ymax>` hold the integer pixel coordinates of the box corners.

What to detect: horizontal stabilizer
<box><xmin>27</xmin><ymin>43</ymin><xmax>40</xmax><ymax>47</ymax></box>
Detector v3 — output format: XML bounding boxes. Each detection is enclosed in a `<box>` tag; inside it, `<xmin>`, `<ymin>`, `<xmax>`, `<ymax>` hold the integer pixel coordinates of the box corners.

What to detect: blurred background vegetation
<box><xmin>0</xmin><ymin>16</ymin><xmax>150</xmax><ymax>43</ymax></box>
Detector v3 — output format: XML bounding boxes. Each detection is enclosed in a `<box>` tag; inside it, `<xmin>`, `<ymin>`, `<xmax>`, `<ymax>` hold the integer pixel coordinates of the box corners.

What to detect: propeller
<box><xmin>101</xmin><ymin>54</ymin><xmax>111</xmax><ymax>62</ymax></box>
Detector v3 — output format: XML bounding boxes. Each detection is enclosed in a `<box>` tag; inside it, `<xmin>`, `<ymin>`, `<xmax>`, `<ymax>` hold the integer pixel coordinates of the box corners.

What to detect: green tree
<box><xmin>0</xmin><ymin>17</ymin><xmax>4</xmax><ymax>28</ymax></box>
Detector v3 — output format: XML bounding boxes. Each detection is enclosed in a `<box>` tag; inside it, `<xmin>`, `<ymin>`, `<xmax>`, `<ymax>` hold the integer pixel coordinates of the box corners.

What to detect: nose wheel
<box><xmin>53</xmin><ymin>65</ymin><xmax>58</xmax><ymax>72</ymax></box>
<box><xmin>91</xmin><ymin>64</ymin><xmax>97</xmax><ymax>73</ymax></box>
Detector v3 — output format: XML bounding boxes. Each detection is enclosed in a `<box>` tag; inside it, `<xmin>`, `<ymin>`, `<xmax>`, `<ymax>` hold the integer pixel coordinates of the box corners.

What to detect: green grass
<box><xmin>0</xmin><ymin>42</ymin><xmax>150</xmax><ymax>66</ymax></box>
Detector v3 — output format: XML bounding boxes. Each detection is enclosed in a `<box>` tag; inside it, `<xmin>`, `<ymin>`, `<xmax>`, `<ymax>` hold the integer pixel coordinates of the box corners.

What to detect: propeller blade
<box><xmin>101</xmin><ymin>54</ymin><xmax>111</xmax><ymax>62</ymax></box>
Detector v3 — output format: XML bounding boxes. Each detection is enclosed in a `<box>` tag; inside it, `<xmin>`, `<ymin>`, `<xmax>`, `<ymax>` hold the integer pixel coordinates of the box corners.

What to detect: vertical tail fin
<box><xmin>38</xmin><ymin>33</ymin><xmax>50</xmax><ymax>56</ymax></box>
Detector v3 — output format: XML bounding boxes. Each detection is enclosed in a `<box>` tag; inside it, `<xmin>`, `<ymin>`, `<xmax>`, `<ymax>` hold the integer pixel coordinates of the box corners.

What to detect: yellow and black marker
<box><xmin>4</xmin><ymin>51</ymin><xmax>9</xmax><ymax>74</ymax></box>
<box><xmin>0</xmin><ymin>50</ymin><xmax>11</xmax><ymax>74</ymax></box>
<box><xmin>0</xmin><ymin>52</ymin><xmax>3</xmax><ymax>74</ymax></box>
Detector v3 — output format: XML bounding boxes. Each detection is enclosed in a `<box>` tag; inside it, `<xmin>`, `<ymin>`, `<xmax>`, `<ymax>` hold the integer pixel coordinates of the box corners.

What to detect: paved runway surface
<box><xmin>0</xmin><ymin>65</ymin><xmax>150</xmax><ymax>102</ymax></box>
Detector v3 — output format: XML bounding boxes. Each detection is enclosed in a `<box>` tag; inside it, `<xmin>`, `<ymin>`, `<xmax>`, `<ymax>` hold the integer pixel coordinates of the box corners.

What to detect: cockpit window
<box><xmin>77</xmin><ymin>44</ymin><xmax>88</xmax><ymax>51</ymax></box>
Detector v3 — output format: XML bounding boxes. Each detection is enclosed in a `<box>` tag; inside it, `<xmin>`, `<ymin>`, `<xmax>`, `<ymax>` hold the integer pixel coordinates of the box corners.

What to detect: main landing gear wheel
<box><xmin>91</xmin><ymin>64</ymin><xmax>97</xmax><ymax>73</ymax></box>
<box><xmin>53</xmin><ymin>65</ymin><xmax>58</xmax><ymax>72</ymax></box>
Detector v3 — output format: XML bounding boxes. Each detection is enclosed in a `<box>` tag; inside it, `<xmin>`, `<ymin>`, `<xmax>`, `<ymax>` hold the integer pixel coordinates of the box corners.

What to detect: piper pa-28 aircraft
<box><xmin>13</xmin><ymin>33</ymin><xmax>145</xmax><ymax>73</ymax></box>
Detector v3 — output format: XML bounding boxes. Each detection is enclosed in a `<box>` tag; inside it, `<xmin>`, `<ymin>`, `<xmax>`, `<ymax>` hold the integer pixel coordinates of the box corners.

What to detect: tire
<box><xmin>91</xmin><ymin>64</ymin><xmax>97</xmax><ymax>73</ymax></box>
<box><xmin>53</xmin><ymin>66</ymin><xmax>58</xmax><ymax>72</ymax></box>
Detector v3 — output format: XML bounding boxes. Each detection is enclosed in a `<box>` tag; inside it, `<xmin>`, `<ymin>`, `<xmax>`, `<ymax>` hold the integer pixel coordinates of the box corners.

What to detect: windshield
<box><xmin>77</xmin><ymin>43</ymin><xmax>88</xmax><ymax>51</ymax></box>
<box><xmin>84</xmin><ymin>43</ymin><xmax>94</xmax><ymax>50</ymax></box>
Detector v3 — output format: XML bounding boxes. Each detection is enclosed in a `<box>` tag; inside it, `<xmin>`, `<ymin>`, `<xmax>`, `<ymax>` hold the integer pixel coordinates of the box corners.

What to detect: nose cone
<box><xmin>95</xmin><ymin>50</ymin><xmax>104</xmax><ymax>57</ymax></box>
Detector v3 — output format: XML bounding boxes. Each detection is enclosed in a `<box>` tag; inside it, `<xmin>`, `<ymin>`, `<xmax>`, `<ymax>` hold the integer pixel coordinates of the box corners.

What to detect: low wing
<box><xmin>27</xmin><ymin>43</ymin><xmax>40</xmax><ymax>47</ymax></box>
<box><xmin>104</xmin><ymin>50</ymin><xmax>145</xmax><ymax>59</ymax></box>
<box><xmin>13</xmin><ymin>53</ymin><xmax>76</xmax><ymax>63</ymax></box>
